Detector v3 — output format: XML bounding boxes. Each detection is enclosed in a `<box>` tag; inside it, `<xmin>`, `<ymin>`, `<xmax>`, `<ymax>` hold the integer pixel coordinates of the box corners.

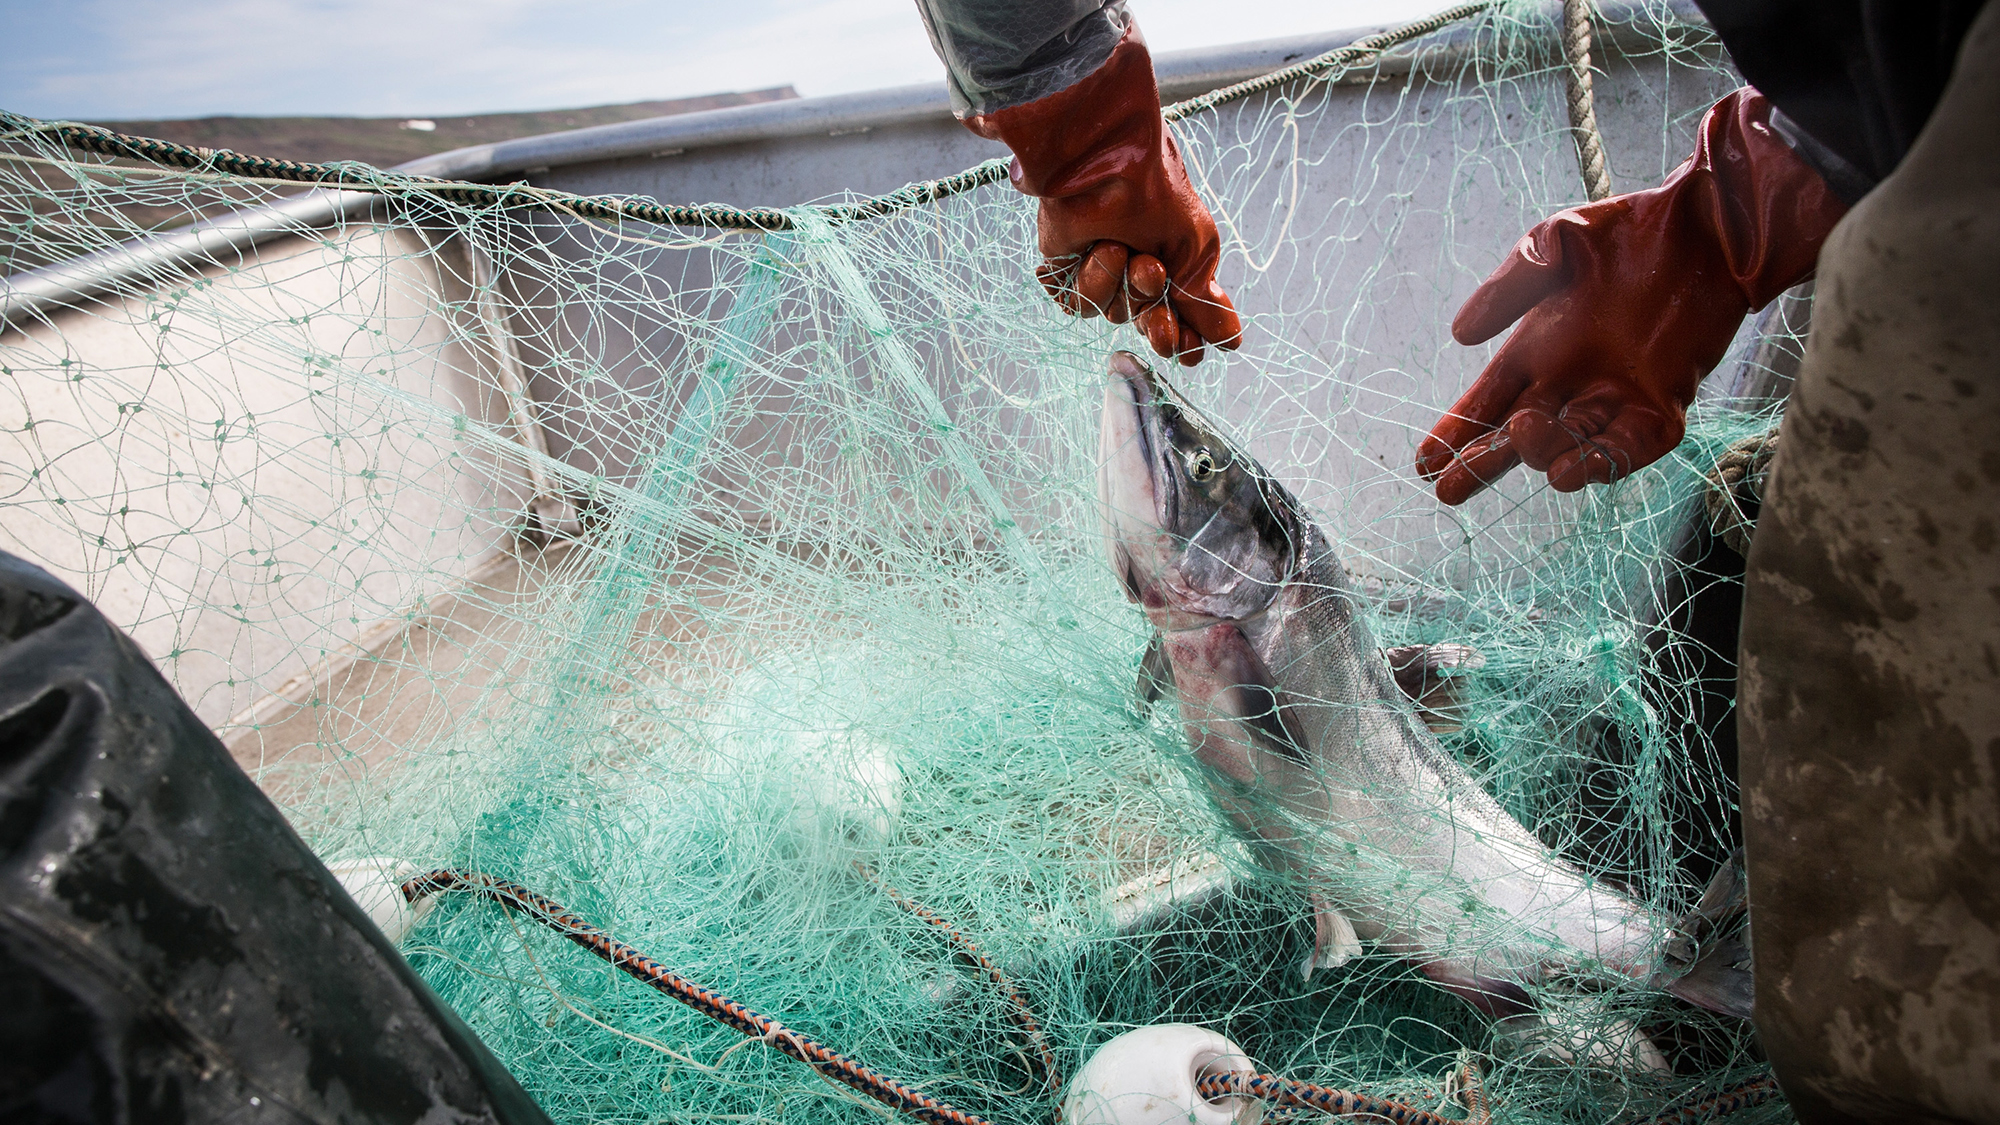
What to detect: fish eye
<box><xmin>1186</xmin><ymin>447</ymin><xmax>1219</xmax><ymax>482</ymax></box>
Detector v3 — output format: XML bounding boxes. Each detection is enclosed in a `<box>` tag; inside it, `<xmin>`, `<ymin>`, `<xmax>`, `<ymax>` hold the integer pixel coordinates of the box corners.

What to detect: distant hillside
<box><xmin>87</xmin><ymin>87</ymin><xmax>799</xmax><ymax>170</ymax></box>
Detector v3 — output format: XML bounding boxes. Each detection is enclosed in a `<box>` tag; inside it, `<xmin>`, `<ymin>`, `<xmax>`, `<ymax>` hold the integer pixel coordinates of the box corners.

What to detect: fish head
<box><xmin>1098</xmin><ymin>350</ymin><xmax>1304</xmax><ymax>631</ymax></box>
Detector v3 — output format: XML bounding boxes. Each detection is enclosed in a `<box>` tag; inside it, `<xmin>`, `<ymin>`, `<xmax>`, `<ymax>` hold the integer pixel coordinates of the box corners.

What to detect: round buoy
<box><xmin>328</xmin><ymin>856</ymin><xmax>434</xmax><ymax>944</ymax></box>
<box><xmin>1063</xmin><ymin>1025</ymin><xmax>1261</xmax><ymax>1125</ymax></box>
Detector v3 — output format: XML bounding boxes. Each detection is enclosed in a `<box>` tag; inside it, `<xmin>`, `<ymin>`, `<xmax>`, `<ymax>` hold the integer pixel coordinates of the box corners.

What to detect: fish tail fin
<box><xmin>1663</xmin><ymin>939</ymin><xmax>1755</xmax><ymax>1019</ymax></box>
<box><xmin>1657</xmin><ymin>849</ymin><xmax>1755</xmax><ymax>1019</ymax></box>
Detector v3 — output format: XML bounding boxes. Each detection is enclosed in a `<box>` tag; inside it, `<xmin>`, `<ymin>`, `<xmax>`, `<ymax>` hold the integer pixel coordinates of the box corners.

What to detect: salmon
<box><xmin>1096</xmin><ymin>350</ymin><xmax>1748</xmax><ymax>1022</ymax></box>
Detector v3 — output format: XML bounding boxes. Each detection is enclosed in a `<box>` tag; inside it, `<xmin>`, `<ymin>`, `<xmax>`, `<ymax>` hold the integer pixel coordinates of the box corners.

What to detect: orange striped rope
<box><xmin>401</xmin><ymin>869</ymin><xmax>996</xmax><ymax>1125</ymax></box>
<box><xmin>853</xmin><ymin>862</ymin><xmax>1062</xmax><ymax>1096</ymax></box>
<box><xmin>404</xmin><ymin>868</ymin><xmax>1781</xmax><ymax>1125</ymax></box>
<box><xmin>1632</xmin><ymin>1073</ymin><xmax>1783</xmax><ymax>1124</ymax></box>
<box><xmin>1194</xmin><ymin>1071</ymin><xmax>1461</xmax><ymax>1125</ymax></box>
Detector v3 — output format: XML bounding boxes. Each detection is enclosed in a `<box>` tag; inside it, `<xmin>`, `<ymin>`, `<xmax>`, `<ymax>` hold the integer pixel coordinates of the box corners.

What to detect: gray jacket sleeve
<box><xmin>915</xmin><ymin>0</ymin><xmax>1132</xmax><ymax>118</ymax></box>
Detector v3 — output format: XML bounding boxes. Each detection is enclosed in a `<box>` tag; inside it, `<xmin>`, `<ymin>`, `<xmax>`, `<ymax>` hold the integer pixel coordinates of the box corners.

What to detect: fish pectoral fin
<box><xmin>1299</xmin><ymin>896</ymin><xmax>1362</xmax><ymax>981</ymax></box>
<box><xmin>1181</xmin><ymin>625</ymin><xmax>1310</xmax><ymax>762</ymax></box>
<box><xmin>1135</xmin><ymin>632</ymin><xmax>1174</xmax><ymax>709</ymax></box>
<box><xmin>1234</xmin><ymin>680</ymin><xmax>1310</xmax><ymax>763</ymax></box>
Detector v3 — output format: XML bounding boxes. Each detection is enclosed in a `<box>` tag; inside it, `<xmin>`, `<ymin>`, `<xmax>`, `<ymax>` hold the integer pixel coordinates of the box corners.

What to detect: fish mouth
<box><xmin>1099</xmin><ymin>351</ymin><xmax>1291</xmax><ymax>628</ymax></box>
<box><xmin>1098</xmin><ymin>352</ymin><xmax>1171</xmax><ymax>599</ymax></box>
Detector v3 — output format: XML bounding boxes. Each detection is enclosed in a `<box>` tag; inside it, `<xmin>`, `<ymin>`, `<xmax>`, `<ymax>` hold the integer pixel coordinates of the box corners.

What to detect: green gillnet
<box><xmin>1</xmin><ymin>3</ymin><xmax>1797</xmax><ymax>1122</ymax></box>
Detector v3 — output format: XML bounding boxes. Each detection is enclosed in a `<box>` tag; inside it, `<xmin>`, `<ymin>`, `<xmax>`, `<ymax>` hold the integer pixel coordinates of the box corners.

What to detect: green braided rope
<box><xmin>1163</xmin><ymin>2</ymin><xmax>1490</xmax><ymax>122</ymax></box>
<box><xmin>0</xmin><ymin>1</ymin><xmax>1487</xmax><ymax>233</ymax></box>
<box><xmin>0</xmin><ymin>112</ymin><xmax>795</xmax><ymax>232</ymax></box>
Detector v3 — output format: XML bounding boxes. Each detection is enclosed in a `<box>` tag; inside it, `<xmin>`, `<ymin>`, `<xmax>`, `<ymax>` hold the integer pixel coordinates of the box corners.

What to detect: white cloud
<box><xmin>1</xmin><ymin>0</ymin><xmax>1447</xmax><ymax>120</ymax></box>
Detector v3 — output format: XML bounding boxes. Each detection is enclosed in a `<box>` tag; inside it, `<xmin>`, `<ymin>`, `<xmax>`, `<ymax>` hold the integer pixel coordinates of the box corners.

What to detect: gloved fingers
<box><xmin>1415</xmin><ymin>361</ymin><xmax>1533</xmax><ymax>479</ymax></box>
<box><xmin>1102</xmin><ymin>280</ymin><xmax>1135</xmax><ymax>324</ymax></box>
<box><xmin>1037</xmin><ymin>260</ymin><xmax>1083</xmax><ymax>315</ymax></box>
<box><xmin>1127</xmin><ymin>254</ymin><xmax>1169</xmax><ymax>304</ymax></box>
<box><xmin>1561</xmin><ymin>409</ymin><xmax>1681</xmax><ymax>485</ymax></box>
<box><xmin>1135</xmin><ymin>300</ymin><xmax>1181</xmax><ymax>360</ymax></box>
<box><xmin>1506</xmin><ymin>368</ymin><xmax>1679</xmax><ymax>471</ymax></box>
<box><xmin>1074</xmin><ymin>241</ymin><xmax>1129</xmax><ymax>318</ymax></box>
<box><xmin>1170</xmin><ymin>281</ymin><xmax>1243</xmax><ymax>353</ymax></box>
<box><xmin>1471</xmin><ymin>375</ymin><xmax>1686</xmax><ymax>491</ymax></box>
<box><xmin>1036</xmin><ymin>260</ymin><xmax>1063</xmax><ymax>298</ymax></box>
<box><xmin>1125</xmin><ymin>254</ymin><xmax>1181</xmax><ymax>357</ymax></box>
<box><xmin>1504</xmin><ymin>407</ymin><xmax>1592</xmax><ymax>473</ymax></box>
<box><xmin>1414</xmin><ymin>434</ymin><xmax>1459</xmax><ymax>482</ymax></box>
<box><xmin>1432</xmin><ymin>430</ymin><xmax>1523</xmax><ymax>505</ymax></box>
<box><xmin>1174</xmin><ymin>322</ymin><xmax>1205</xmax><ymax>367</ymax></box>
<box><xmin>1543</xmin><ymin>443</ymin><xmax>1622</xmax><ymax>492</ymax></box>
<box><xmin>1554</xmin><ymin>402</ymin><xmax>1619</xmax><ymax>445</ymax></box>
<box><xmin>1104</xmin><ymin>252</ymin><xmax>1169</xmax><ymax>324</ymax></box>
<box><xmin>1450</xmin><ymin>218</ymin><xmax>1574</xmax><ymax>346</ymax></box>
<box><xmin>1548</xmin><ymin>378</ymin><xmax>1640</xmax><ymax>436</ymax></box>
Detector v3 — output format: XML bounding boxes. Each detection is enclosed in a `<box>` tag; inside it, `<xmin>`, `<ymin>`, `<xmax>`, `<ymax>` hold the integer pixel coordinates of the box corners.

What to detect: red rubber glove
<box><xmin>965</xmin><ymin>23</ymin><xmax>1242</xmax><ymax>367</ymax></box>
<box><xmin>1416</xmin><ymin>89</ymin><xmax>1848</xmax><ymax>504</ymax></box>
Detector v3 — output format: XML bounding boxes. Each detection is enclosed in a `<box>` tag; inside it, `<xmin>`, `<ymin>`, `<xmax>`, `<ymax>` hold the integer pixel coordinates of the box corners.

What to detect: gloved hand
<box><xmin>965</xmin><ymin>23</ymin><xmax>1242</xmax><ymax>366</ymax></box>
<box><xmin>1416</xmin><ymin>88</ymin><xmax>1848</xmax><ymax>504</ymax></box>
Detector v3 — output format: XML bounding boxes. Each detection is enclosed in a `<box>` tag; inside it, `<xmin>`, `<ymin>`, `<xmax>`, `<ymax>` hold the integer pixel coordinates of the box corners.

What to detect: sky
<box><xmin>2</xmin><ymin>0</ymin><xmax>1444</xmax><ymax>121</ymax></box>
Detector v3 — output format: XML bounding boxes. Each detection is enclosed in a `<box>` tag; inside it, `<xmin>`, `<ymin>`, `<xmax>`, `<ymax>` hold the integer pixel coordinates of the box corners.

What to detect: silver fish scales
<box><xmin>1096</xmin><ymin>350</ymin><xmax>1747</xmax><ymax>1023</ymax></box>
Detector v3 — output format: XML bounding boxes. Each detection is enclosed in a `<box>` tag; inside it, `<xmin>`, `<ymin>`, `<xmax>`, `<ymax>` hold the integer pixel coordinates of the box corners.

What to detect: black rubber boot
<box><xmin>0</xmin><ymin>550</ymin><xmax>550</xmax><ymax>1125</ymax></box>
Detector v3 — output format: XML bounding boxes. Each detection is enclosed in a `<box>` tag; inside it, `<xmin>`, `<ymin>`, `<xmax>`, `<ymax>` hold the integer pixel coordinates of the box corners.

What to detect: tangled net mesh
<box><xmin>1</xmin><ymin>3</ymin><xmax>1799</xmax><ymax>1121</ymax></box>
